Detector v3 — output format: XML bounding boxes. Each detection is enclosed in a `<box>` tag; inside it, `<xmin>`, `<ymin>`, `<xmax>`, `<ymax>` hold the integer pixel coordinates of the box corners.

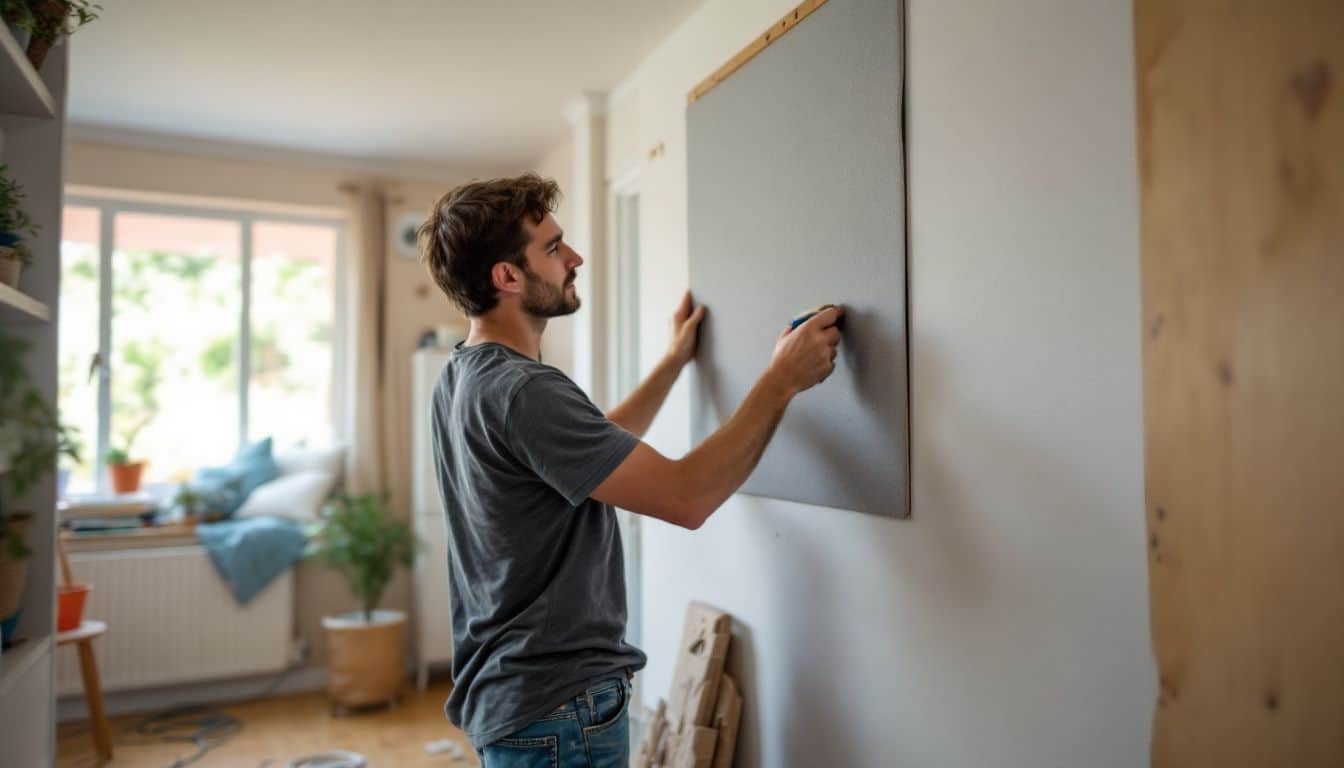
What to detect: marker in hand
<box><xmin>789</xmin><ymin>304</ymin><xmax>844</xmax><ymax>332</ymax></box>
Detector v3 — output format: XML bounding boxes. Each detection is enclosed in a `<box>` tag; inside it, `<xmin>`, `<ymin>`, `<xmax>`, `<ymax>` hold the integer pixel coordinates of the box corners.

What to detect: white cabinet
<box><xmin>412</xmin><ymin>348</ymin><xmax>455</xmax><ymax>690</ymax></box>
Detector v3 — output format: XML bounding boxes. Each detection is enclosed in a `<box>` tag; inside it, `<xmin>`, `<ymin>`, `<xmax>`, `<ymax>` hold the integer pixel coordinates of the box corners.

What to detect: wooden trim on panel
<box><xmin>687</xmin><ymin>0</ymin><xmax>830</xmax><ymax>105</ymax></box>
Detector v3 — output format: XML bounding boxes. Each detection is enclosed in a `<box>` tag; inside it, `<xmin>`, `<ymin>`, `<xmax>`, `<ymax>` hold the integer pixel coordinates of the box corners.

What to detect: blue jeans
<box><xmin>477</xmin><ymin>676</ymin><xmax>631</xmax><ymax>768</ymax></box>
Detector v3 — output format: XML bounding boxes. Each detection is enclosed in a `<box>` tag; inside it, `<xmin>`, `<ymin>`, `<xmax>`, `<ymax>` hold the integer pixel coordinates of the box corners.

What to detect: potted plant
<box><xmin>172</xmin><ymin>483</ymin><xmax>205</xmax><ymax>519</ymax></box>
<box><xmin>0</xmin><ymin>512</ymin><xmax>31</xmax><ymax>645</ymax></box>
<box><xmin>106</xmin><ymin>418</ymin><xmax>149</xmax><ymax>494</ymax></box>
<box><xmin>0</xmin><ymin>164</ymin><xmax>39</xmax><ymax>289</ymax></box>
<box><xmin>307</xmin><ymin>492</ymin><xmax>418</xmax><ymax>711</ymax></box>
<box><xmin>0</xmin><ymin>331</ymin><xmax>80</xmax><ymax>645</ymax></box>
<box><xmin>25</xmin><ymin>0</ymin><xmax>99</xmax><ymax>70</ymax></box>
<box><xmin>2</xmin><ymin>0</ymin><xmax>35</xmax><ymax>51</ymax></box>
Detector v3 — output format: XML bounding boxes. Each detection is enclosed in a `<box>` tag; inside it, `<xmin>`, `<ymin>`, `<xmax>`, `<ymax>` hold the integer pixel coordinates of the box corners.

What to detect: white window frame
<box><xmin>65</xmin><ymin>193</ymin><xmax>348</xmax><ymax>493</ymax></box>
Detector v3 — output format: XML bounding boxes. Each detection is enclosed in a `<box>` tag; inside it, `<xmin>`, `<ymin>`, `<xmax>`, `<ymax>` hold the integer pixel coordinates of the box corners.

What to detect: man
<box><xmin>420</xmin><ymin>173</ymin><xmax>842</xmax><ymax>766</ymax></box>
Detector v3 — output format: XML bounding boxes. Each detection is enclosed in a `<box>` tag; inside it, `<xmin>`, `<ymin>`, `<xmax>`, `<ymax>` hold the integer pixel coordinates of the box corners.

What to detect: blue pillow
<box><xmin>232</xmin><ymin>437</ymin><xmax>279</xmax><ymax>497</ymax></box>
<box><xmin>193</xmin><ymin>438</ymin><xmax>279</xmax><ymax>516</ymax></box>
<box><xmin>190</xmin><ymin>470</ymin><xmax>246</xmax><ymax>518</ymax></box>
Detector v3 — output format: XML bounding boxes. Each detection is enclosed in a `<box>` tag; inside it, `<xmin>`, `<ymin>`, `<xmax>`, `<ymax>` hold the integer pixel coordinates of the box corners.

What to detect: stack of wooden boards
<box><xmin>633</xmin><ymin>602</ymin><xmax>743</xmax><ymax>768</ymax></box>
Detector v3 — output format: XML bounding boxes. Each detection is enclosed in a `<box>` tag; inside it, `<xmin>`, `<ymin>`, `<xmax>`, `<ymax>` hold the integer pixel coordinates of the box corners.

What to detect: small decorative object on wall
<box><xmin>392</xmin><ymin>211</ymin><xmax>425</xmax><ymax>259</ymax></box>
<box><xmin>25</xmin><ymin>0</ymin><xmax>100</xmax><ymax>71</ymax></box>
<box><xmin>0</xmin><ymin>164</ymin><xmax>39</xmax><ymax>289</ymax></box>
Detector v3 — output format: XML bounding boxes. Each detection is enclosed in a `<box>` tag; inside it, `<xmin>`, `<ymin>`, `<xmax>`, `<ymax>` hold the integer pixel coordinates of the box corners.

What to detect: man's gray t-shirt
<box><xmin>430</xmin><ymin>341</ymin><xmax>646</xmax><ymax>748</ymax></box>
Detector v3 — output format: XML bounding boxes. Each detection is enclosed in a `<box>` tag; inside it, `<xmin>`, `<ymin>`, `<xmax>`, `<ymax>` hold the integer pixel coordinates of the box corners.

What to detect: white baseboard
<box><xmin>57</xmin><ymin>664</ymin><xmax>329</xmax><ymax>722</ymax></box>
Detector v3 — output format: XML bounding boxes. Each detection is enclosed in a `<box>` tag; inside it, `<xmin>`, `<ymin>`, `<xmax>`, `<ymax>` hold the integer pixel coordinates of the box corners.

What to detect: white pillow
<box><xmin>274</xmin><ymin>444</ymin><xmax>346</xmax><ymax>480</ymax></box>
<box><xmin>235</xmin><ymin>470</ymin><xmax>338</xmax><ymax>522</ymax></box>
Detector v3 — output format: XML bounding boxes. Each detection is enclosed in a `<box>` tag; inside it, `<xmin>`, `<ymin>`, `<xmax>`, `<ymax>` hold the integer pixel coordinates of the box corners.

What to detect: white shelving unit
<box><xmin>0</xmin><ymin>28</ymin><xmax>67</xmax><ymax>765</ymax></box>
<box><xmin>0</xmin><ymin>281</ymin><xmax>51</xmax><ymax>322</ymax></box>
<box><xmin>0</xmin><ymin>26</ymin><xmax>55</xmax><ymax>118</ymax></box>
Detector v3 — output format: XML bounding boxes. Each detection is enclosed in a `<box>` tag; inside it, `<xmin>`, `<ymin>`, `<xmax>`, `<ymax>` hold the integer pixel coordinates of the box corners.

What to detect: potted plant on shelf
<box><xmin>307</xmin><ymin>492</ymin><xmax>418</xmax><ymax>711</ymax></box>
<box><xmin>106</xmin><ymin>418</ymin><xmax>149</xmax><ymax>494</ymax></box>
<box><xmin>172</xmin><ymin>483</ymin><xmax>205</xmax><ymax>520</ymax></box>
<box><xmin>0</xmin><ymin>164</ymin><xmax>39</xmax><ymax>289</ymax></box>
<box><xmin>2</xmin><ymin>0</ymin><xmax>36</xmax><ymax>51</ymax></box>
<box><xmin>0</xmin><ymin>331</ymin><xmax>80</xmax><ymax>645</ymax></box>
<box><xmin>0</xmin><ymin>511</ymin><xmax>31</xmax><ymax>646</ymax></box>
<box><xmin>25</xmin><ymin>0</ymin><xmax>99</xmax><ymax>71</ymax></box>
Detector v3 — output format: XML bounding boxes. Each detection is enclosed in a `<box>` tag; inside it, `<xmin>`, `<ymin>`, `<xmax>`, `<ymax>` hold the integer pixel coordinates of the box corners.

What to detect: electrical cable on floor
<box><xmin>114</xmin><ymin>659</ymin><xmax>302</xmax><ymax>767</ymax></box>
<box><xmin>121</xmin><ymin>703</ymin><xmax>243</xmax><ymax>768</ymax></box>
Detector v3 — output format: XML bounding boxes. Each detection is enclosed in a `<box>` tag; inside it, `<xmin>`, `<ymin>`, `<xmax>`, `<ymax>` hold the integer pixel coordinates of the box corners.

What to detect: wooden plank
<box><xmin>686</xmin><ymin>0</ymin><xmax>829</xmax><ymax>105</ymax></box>
<box><xmin>668</xmin><ymin>725</ymin><xmax>717</xmax><ymax>768</ymax></box>
<box><xmin>666</xmin><ymin>602</ymin><xmax>731</xmax><ymax>732</ymax></box>
<box><xmin>710</xmin><ymin>675</ymin><xmax>742</xmax><ymax>768</ymax></box>
<box><xmin>1135</xmin><ymin>1</ymin><xmax>1344</xmax><ymax>765</ymax></box>
<box><xmin>632</xmin><ymin>698</ymin><xmax>667</xmax><ymax>768</ymax></box>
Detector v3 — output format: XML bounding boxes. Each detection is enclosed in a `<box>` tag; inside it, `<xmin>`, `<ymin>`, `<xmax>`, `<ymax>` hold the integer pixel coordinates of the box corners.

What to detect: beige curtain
<box><xmin>341</xmin><ymin>182</ymin><xmax>388</xmax><ymax>497</ymax></box>
<box><xmin>303</xmin><ymin>181</ymin><xmax>416</xmax><ymax>663</ymax></box>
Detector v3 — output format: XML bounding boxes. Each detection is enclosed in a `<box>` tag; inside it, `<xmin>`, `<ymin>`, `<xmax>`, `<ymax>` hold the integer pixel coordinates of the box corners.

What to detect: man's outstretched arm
<box><xmin>605</xmin><ymin>291</ymin><xmax>705</xmax><ymax>438</ymax></box>
<box><xmin>593</xmin><ymin>306</ymin><xmax>843</xmax><ymax>529</ymax></box>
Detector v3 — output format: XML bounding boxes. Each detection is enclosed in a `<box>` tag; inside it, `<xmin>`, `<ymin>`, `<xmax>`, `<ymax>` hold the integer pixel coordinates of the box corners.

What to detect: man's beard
<box><xmin>521</xmin><ymin>267</ymin><xmax>580</xmax><ymax>318</ymax></box>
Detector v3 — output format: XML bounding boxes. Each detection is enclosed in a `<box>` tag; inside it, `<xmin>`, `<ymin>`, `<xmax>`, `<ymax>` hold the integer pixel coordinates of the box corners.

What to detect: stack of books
<box><xmin>58</xmin><ymin>493</ymin><xmax>159</xmax><ymax>534</ymax></box>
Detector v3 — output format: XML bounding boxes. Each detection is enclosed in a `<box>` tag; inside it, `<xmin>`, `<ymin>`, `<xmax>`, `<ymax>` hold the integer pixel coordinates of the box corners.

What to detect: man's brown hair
<box><xmin>418</xmin><ymin>173</ymin><xmax>562</xmax><ymax>316</ymax></box>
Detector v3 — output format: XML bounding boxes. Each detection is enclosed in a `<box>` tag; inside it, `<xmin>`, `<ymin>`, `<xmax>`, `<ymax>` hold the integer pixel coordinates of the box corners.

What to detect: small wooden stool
<box><xmin>57</xmin><ymin>539</ymin><xmax>113</xmax><ymax>763</ymax></box>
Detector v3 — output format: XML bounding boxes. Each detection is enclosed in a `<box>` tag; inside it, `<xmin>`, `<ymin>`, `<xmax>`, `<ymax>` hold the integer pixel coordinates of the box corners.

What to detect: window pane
<box><xmin>248</xmin><ymin>220</ymin><xmax>338</xmax><ymax>449</ymax></box>
<box><xmin>112</xmin><ymin>212</ymin><xmax>242</xmax><ymax>485</ymax></box>
<box><xmin>58</xmin><ymin>206</ymin><xmax>101</xmax><ymax>496</ymax></box>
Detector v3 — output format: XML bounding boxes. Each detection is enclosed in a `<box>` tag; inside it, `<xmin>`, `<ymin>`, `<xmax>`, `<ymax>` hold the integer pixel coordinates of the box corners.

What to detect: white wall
<box><xmin>610</xmin><ymin>1</ymin><xmax>1155</xmax><ymax>766</ymax></box>
<box><xmin>534</xmin><ymin>136</ymin><xmax>577</xmax><ymax>375</ymax></box>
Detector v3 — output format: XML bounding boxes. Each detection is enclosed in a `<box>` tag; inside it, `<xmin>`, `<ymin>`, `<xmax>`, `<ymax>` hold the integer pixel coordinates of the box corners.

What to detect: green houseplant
<box><xmin>0</xmin><ymin>331</ymin><xmax>80</xmax><ymax>644</ymax></box>
<box><xmin>25</xmin><ymin>0</ymin><xmax>99</xmax><ymax>70</ymax></box>
<box><xmin>307</xmin><ymin>492</ymin><xmax>418</xmax><ymax>710</ymax></box>
<box><xmin>2</xmin><ymin>0</ymin><xmax>36</xmax><ymax>50</ymax></box>
<box><xmin>0</xmin><ymin>164</ymin><xmax>40</xmax><ymax>289</ymax></box>
<box><xmin>105</xmin><ymin>417</ymin><xmax>149</xmax><ymax>494</ymax></box>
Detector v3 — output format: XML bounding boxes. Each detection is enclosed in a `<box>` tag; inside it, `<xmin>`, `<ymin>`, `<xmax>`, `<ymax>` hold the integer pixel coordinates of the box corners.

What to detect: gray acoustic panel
<box><xmin>688</xmin><ymin>0</ymin><xmax>908</xmax><ymax>518</ymax></box>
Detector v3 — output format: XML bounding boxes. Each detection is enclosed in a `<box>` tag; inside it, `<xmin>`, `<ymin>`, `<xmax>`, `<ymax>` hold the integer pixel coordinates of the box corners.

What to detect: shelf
<box><xmin>0</xmin><ymin>281</ymin><xmax>50</xmax><ymax>322</ymax></box>
<box><xmin>0</xmin><ymin>28</ymin><xmax>55</xmax><ymax>118</ymax></box>
<box><xmin>0</xmin><ymin>634</ymin><xmax>53</xmax><ymax>696</ymax></box>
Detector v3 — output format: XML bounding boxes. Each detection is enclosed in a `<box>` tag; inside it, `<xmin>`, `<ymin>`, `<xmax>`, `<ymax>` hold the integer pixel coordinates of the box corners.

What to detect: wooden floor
<box><xmin>57</xmin><ymin>680</ymin><xmax>477</xmax><ymax>767</ymax></box>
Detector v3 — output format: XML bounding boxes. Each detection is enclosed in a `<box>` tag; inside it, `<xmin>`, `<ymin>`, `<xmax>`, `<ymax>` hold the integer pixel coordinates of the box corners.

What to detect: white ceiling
<box><xmin>68</xmin><ymin>0</ymin><xmax>702</xmax><ymax>173</ymax></box>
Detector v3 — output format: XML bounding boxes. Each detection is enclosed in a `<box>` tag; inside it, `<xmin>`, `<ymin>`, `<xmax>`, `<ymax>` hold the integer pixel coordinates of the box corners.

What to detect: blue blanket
<box><xmin>196</xmin><ymin>516</ymin><xmax>306</xmax><ymax>605</ymax></box>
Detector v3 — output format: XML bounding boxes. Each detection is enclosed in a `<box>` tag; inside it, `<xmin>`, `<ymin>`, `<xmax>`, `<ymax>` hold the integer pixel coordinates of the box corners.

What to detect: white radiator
<box><xmin>56</xmin><ymin>545</ymin><xmax>292</xmax><ymax>696</ymax></box>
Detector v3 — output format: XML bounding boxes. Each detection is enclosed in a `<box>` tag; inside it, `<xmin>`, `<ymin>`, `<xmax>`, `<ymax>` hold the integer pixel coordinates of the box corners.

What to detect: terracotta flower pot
<box><xmin>0</xmin><ymin>249</ymin><xmax>21</xmax><ymax>288</ymax></box>
<box><xmin>109</xmin><ymin>461</ymin><xmax>146</xmax><ymax>494</ymax></box>
<box><xmin>24</xmin><ymin>37</ymin><xmax>50</xmax><ymax>70</ymax></box>
<box><xmin>323</xmin><ymin>609</ymin><xmax>407</xmax><ymax>709</ymax></box>
<box><xmin>0</xmin><ymin>515</ymin><xmax>32</xmax><ymax>644</ymax></box>
<box><xmin>24</xmin><ymin>0</ymin><xmax>64</xmax><ymax>70</ymax></box>
<box><xmin>57</xmin><ymin>583</ymin><xmax>90</xmax><ymax>632</ymax></box>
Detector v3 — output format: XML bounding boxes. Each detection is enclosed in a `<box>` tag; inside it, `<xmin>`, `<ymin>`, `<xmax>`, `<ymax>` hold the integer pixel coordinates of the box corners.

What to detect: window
<box><xmin>59</xmin><ymin>197</ymin><xmax>345</xmax><ymax>495</ymax></box>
